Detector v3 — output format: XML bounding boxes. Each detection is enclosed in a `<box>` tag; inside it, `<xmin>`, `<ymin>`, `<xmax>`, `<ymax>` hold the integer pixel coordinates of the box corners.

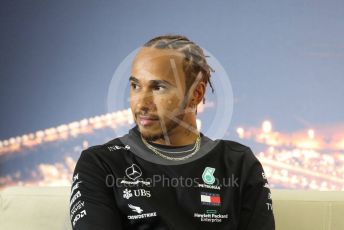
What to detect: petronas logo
<box><xmin>202</xmin><ymin>167</ymin><xmax>216</xmax><ymax>185</ymax></box>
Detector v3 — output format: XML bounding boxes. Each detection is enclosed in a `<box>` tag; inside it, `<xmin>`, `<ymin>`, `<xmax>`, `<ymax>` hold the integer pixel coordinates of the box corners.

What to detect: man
<box><xmin>69</xmin><ymin>34</ymin><xmax>275</xmax><ymax>229</ymax></box>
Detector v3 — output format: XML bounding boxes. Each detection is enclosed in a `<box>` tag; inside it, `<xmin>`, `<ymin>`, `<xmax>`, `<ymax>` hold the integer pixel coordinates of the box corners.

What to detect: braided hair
<box><xmin>143</xmin><ymin>34</ymin><xmax>215</xmax><ymax>105</ymax></box>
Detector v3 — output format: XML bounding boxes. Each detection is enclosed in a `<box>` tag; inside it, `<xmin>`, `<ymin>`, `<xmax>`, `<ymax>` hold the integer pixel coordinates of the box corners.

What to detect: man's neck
<box><xmin>150</xmin><ymin>124</ymin><xmax>199</xmax><ymax>146</ymax></box>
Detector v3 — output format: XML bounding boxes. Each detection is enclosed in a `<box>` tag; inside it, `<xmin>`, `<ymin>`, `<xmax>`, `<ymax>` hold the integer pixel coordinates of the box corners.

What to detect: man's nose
<box><xmin>136</xmin><ymin>88</ymin><xmax>155</xmax><ymax>110</ymax></box>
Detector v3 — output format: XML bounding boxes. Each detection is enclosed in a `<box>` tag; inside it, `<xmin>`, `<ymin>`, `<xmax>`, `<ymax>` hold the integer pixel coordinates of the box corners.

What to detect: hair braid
<box><xmin>143</xmin><ymin>34</ymin><xmax>215</xmax><ymax>105</ymax></box>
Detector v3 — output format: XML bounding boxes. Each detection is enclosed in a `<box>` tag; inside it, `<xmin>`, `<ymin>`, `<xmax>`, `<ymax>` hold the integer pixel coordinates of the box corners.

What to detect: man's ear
<box><xmin>194</xmin><ymin>81</ymin><xmax>206</xmax><ymax>104</ymax></box>
<box><xmin>189</xmin><ymin>71</ymin><xmax>204</xmax><ymax>104</ymax></box>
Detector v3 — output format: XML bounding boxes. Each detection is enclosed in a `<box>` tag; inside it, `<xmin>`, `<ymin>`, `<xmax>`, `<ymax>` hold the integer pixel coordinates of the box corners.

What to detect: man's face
<box><xmin>130</xmin><ymin>47</ymin><xmax>192</xmax><ymax>142</ymax></box>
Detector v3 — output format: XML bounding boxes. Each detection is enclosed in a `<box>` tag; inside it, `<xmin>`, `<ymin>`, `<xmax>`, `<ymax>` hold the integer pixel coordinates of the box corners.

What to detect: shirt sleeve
<box><xmin>238</xmin><ymin>148</ymin><xmax>275</xmax><ymax>230</ymax></box>
<box><xmin>69</xmin><ymin>148</ymin><xmax>124</xmax><ymax>230</ymax></box>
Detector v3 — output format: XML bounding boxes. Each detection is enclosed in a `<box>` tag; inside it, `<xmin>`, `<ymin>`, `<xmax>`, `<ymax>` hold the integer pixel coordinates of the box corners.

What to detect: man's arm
<box><xmin>238</xmin><ymin>148</ymin><xmax>275</xmax><ymax>230</ymax></box>
<box><xmin>69</xmin><ymin>148</ymin><xmax>124</xmax><ymax>229</ymax></box>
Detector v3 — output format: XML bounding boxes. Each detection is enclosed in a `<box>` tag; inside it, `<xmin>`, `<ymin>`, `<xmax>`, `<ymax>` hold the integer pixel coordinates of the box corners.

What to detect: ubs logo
<box><xmin>123</xmin><ymin>188</ymin><xmax>151</xmax><ymax>200</ymax></box>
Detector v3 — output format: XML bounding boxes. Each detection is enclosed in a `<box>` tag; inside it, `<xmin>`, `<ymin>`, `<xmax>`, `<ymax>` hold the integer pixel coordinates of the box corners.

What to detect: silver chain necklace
<box><xmin>140</xmin><ymin>133</ymin><xmax>201</xmax><ymax>161</ymax></box>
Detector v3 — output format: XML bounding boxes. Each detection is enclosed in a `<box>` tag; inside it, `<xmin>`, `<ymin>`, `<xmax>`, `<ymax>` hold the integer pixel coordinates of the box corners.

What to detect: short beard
<box><xmin>140</xmin><ymin>112</ymin><xmax>185</xmax><ymax>143</ymax></box>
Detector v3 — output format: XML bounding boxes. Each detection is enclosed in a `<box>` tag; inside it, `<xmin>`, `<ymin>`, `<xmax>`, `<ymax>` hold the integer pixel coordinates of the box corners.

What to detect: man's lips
<box><xmin>138</xmin><ymin>115</ymin><xmax>159</xmax><ymax>126</ymax></box>
<box><xmin>138</xmin><ymin>115</ymin><xmax>159</xmax><ymax>120</ymax></box>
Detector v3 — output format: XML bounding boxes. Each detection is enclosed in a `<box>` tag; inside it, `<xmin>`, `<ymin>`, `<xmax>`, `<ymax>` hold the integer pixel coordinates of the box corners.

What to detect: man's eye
<box><xmin>154</xmin><ymin>85</ymin><xmax>166</xmax><ymax>91</ymax></box>
<box><xmin>130</xmin><ymin>83</ymin><xmax>139</xmax><ymax>89</ymax></box>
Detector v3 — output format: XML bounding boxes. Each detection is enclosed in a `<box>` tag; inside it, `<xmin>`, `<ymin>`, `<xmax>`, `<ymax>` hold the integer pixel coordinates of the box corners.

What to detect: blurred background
<box><xmin>1</xmin><ymin>0</ymin><xmax>343</xmax><ymax>191</ymax></box>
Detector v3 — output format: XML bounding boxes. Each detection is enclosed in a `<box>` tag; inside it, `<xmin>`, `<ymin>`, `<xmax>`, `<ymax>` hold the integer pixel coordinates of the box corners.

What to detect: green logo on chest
<box><xmin>202</xmin><ymin>167</ymin><xmax>216</xmax><ymax>185</ymax></box>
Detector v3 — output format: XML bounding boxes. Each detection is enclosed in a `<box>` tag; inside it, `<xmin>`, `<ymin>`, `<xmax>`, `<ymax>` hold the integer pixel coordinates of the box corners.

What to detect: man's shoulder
<box><xmin>82</xmin><ymin>137</ymin><xmax>129</xmax><ymax>156</ymax></box>
<box><xmin>220</xmin><ymin>139</ymin><xmax>259</xmax><ymax>162</ymax></box>
<box><xmin>221</xmin><ymin>139</ymin><xmax>251</xmax><ymax>153</ymax></box>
